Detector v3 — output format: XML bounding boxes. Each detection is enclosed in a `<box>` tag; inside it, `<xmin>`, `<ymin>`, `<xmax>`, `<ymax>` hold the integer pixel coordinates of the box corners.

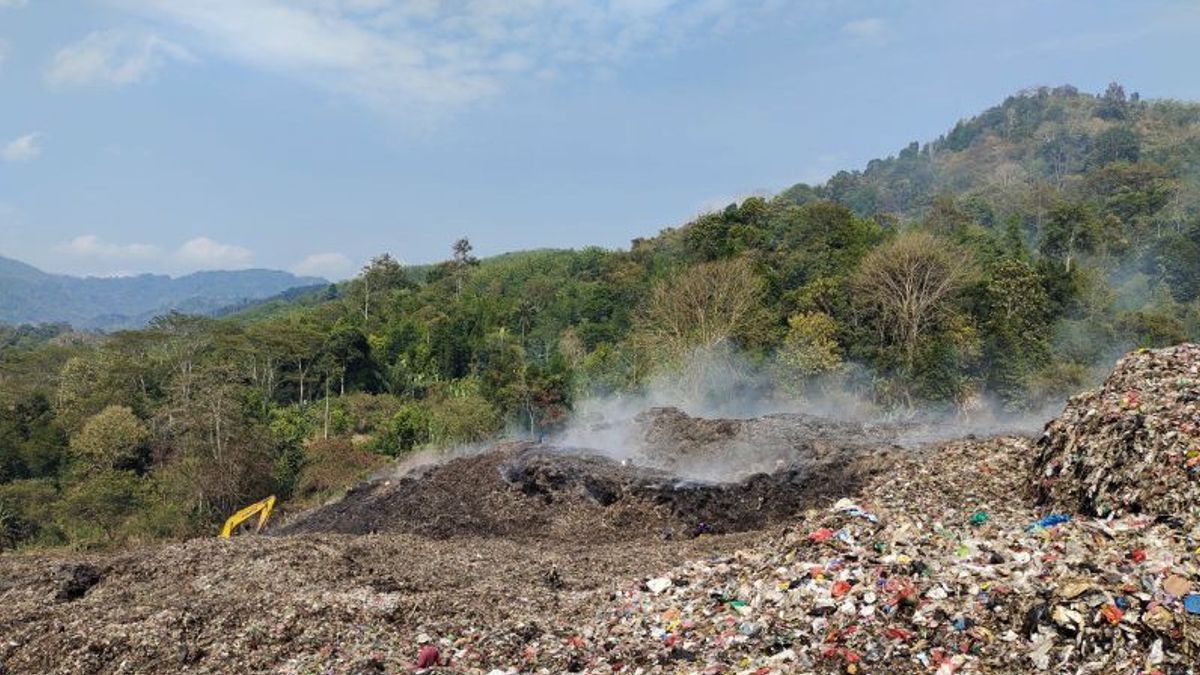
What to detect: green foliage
<box><xmin>60</xmin><ymin>470</ymin><xmax>146</xmax><ymax>546</ymax></box>
<box><xmin>0</xmin><ymin>479</ymin><xmax>61</xmax><ymax>549</ymax></box>
<box><xmin>777</xmin><ymin>312</ymin><xmax>843</xmax><ymax>388</ymax></box>
<box><xmin>1089</xmin><ymin>126</ymin><xmax>1140</xmax><ymax>167</ymax></box>
<box><xmin>426</xmin><ymin>382</ymin><xmax>500</xmax><ymax>447</ymax></box>
<box><xmin>374</xmin><ymin>403</ymin><xmax>431</xmax><ymax>455</ymax></box>
<box><xmin>981</xmin><ymin>259</ymin><xmax>1051</xmax><ymax>407</ymax></box>
<box><xmin>70</xmin><ymin>405</ymin><xmax>149</xmax><ymax>474</ymax></box>
<box><xmin>294</xmin><ymin>438</ymin><xmax>385</xmax><ymax>502</ymax></box>
<box><xmin>0</xmin><ymin>393</ymin><xmax>67</xmax><ymax>483</ymax></box>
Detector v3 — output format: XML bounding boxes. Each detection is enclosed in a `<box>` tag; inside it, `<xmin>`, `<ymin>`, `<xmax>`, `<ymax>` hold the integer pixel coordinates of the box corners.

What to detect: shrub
<box><xmin>294</xmin><ymin>438</ymin><xmax>386</xmax><ymax>502</ymax></box>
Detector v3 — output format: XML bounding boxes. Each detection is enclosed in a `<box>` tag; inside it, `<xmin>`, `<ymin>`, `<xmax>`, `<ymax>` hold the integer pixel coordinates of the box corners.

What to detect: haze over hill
<box><xmin>0</xmin><ymin>255</ymin><xmax>325</xmax><ymax>329</ymax></box>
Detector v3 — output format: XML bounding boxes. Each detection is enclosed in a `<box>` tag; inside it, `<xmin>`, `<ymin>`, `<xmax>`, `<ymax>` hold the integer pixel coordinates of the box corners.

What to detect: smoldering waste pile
<box><xmin>278</xmin><ymin>408</ymin><xmax>903</xmax><ymax>541</ymax></box>
<box><xmin>1036</xmin><ymin>343</ymin><xmax>1200</xmax><ymax>519</ymax></box>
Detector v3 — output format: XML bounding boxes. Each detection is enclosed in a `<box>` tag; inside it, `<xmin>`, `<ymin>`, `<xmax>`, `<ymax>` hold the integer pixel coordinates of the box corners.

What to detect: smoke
<box><xmin>548</xmin><ymin>343</ymin><xmax>1075</xmax><ymax>482</ymax></box>
<box><xmin>369</xmin><ymin>343</ymin><xmax>1109</xmax><ymax>488</ymax></box>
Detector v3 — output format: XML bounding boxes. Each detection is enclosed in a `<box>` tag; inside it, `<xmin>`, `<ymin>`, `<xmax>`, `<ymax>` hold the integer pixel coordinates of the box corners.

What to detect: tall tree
<box><xmin>357</xmin><ymin>254</ymin><xmax>407</xmax><ymax>322</ymax></box>
<box><xmin>852</xmin><ymin>231</ymin><xmax>974</xmax><ymax>372</ymax></box>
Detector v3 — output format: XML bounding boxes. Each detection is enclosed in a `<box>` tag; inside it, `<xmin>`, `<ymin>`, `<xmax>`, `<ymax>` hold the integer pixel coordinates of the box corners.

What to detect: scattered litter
<box><xmin>1027</xmin><ymin>513</ymin><xmax>1071</xmax><ymax>530</ymax></box>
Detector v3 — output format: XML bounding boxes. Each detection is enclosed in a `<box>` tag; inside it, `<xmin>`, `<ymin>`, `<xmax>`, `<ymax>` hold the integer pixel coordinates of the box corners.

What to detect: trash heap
<box><xmin>475</xmin><ymin>437</ymin><xmax>1200</xmax><ymax>674</ymax></box>
<box><xmin>1036</xmin><ymin>344</ymin><xmax>1200</xmax><ymax>520</ymax></box>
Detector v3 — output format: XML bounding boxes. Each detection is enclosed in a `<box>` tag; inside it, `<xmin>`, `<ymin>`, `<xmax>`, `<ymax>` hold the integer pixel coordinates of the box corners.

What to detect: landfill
<box><xmin>1037</xmin><ymin>344</ymin><xmax>1200</xmax><ymax>520</ymax></box>
<box><xmin>2</xmin><ymin>346</ymin><xmax>1200</xmax><ymax>673</ymax></box>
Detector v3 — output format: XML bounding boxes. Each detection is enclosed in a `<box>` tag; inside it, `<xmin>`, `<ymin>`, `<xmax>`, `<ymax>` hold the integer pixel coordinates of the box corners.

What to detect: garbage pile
<box><xmin>1036</xmin><ymin>344</ymin><xmax>1200</xmax><ymax>520</ymax></box>
<box><xmin>278</xmin><ymin>406</ymin><xmax>913</xmax><ymax>542</ymax></box>
<box><xmin>277</xmin><ymin>439</ymin><xmax>896</xmax><ymax>542</ymax></box>
<box><xmin>483</xmin><ymin>437</ymin><xmax>1200</xmax><ymax>674</ymax></box>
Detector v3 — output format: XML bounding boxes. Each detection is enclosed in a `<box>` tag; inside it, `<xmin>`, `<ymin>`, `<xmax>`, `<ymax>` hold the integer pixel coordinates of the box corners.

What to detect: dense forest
<box><xmin>4</xmin><ymin>83</ymin><xmax>1200</xmax><ymax>550</ymax></box>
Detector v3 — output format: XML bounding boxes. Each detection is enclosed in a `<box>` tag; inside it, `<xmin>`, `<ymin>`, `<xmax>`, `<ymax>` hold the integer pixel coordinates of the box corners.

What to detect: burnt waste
<box><xmin>276</xmin><ymin>407</ymin><xmax>910</xmax><ymax>541</ymax></box>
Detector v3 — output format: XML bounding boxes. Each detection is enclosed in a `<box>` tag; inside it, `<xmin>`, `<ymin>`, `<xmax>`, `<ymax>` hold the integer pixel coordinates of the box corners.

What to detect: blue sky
<box><xmin>0</xmin><ymin>1</ymin><xmax>1197</xmax><ymax>280</ymax></box>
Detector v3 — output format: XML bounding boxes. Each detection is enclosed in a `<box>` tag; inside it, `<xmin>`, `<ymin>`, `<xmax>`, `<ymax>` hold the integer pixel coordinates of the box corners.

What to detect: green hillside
<box><xmin>785</xmin><ymin>84</ymin><xmax>1200</xmax><ymax>227</ymax></box>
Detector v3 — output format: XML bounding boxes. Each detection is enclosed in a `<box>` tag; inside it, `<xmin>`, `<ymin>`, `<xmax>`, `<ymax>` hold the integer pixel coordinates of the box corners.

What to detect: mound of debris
<box><xmin>479</xmin><ymin>437</ymin><xmax>1200</xmax><ymax>674</ymax></box>
<box><xmin>500</xmin><ymin>445</ymin><xmax>895</xmax><ymax>537</ymax></box>
<box><xmin>630</xmin><ymin>407</ymin><xmax>903</xmax><ymax>480</ymax></box>
<box><xmin>0</xmin><ymin>528</ymin><xmax>764</xmax><ymax>674</ymax></box>
<box><xmin>278</xmin><ymin>438</ymin><xmax>899</xmax><ymax>541</ymax></box>
<box><xmin>1036</xmin><ymin>344</ymin><xmax>1200</xmax><ymax>519</ymax></box>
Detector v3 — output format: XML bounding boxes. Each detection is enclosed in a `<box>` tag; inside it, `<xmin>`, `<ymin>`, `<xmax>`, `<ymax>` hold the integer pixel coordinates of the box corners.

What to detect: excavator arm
<box><xmin>219</xmin><ymin>495</ymin><xmax>276</xmax><ymax>538</ymax></box>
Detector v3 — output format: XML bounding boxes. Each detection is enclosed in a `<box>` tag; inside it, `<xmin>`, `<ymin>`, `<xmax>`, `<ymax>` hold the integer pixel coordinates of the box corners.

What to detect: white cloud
<box><xmin>111</xmin><ymin>0</ymin><xmax>780</xmax><ymax>111</ymax></box>
<box><xmin>291</xmin><ymin>252</ymin><xmax>353</xmax><ymax>280</ymax></box>
<box><xmin>0</xmin><ymin>0</ymin><xmax>29</xmax><ymax>8</ymax></box>
<box><xmin>175</xmin><ymin>236</ymin><xmax>253</xmax><ymax>269</ymax></box>
<box><xmin>45</xmin><ymin>29</ymin><xmax>194</xmax><ymax>88</ymax></box>
<box><xmin>53</xmin><ymin>234</ymin><xmax>256</xmax><ymax>274</ymax></box>
<box><xmin>2</xmin><ymin>133</ymin><xmax>41</xmax><ymax>162</ymax></box>
<box><xmin>841</xmin><ymin>17</ymin><xmax>889</xmax><ymax>44</ymax></box>
<box><xmin>58</xmin><ymin>234</ymin><xmax>161</xmax><ymax>260</ymax></box>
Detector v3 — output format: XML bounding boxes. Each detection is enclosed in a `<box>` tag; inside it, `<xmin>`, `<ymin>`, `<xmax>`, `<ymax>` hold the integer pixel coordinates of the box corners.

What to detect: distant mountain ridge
<box><xmin>0</xmin><ymin>255</ymin><xmax>326</xmax><ymax>329</ymax></box>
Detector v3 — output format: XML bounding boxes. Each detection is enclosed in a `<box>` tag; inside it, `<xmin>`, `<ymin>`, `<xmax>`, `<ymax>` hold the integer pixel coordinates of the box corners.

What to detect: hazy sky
<box><xmin>1</xmin><ymin>1</ymin><xmax>1197</xmax><ymax>279</ymax></box>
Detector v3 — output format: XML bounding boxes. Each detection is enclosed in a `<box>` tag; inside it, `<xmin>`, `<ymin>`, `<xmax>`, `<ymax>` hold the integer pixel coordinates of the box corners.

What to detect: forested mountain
<box><xmin>783</xmin><ymin>83</ymin><xmax>1199</xmax><ymax>226</ymax></box>
<box><xmin>4</xmin><ymin>83</ymin><xmax>1200</xmax><ymax>551</ymax></box>
<box><xmin>0</xmin><ymin>256</ymin><xmax>325</xmax><ymax>329</ymax></box>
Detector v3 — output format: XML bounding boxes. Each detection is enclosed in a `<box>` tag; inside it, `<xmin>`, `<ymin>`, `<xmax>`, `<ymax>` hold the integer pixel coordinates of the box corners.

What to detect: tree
<box><xmin>426</xmin><ymin>382</ymin><xmax>499</xmax><ymax>447</ymax></box>
<box><xmin>1096</xmin><ymin>81</ymin><xmax>1129</xmax><ymax>120</ymax></box>
<box><xmin>1039</xmin><ymin>202</ymin><xmax>1099</xmax><ymax>273</ymax></box>
<box><xmin>322</xmin><ymin>324</ymin><xmax>373</xmax><ymax>395</ymax></box>
<box><xmin>1089</xmin><ymin>126</ymin><xmax>1140</xmax><ymax>167</ymax></box>
<box><xmin>160</xmin><ymin>362</ymin><xmax>275</xmax><ymax>518</ymax></box>
<box><xmin>633</xmin><ymin>257</ymin><xmax>765</xmax><ymax>368</ymax></box>
<box><xmin>0</xmin><ymin>479</ymin><xmax>60</xmax><ymax>550</ymax></box>
<box><xmin>981</xmin><ymin>259</ymin><xmax>1050</xmax><ymax>406</ymax></box>
<box><xmin>852</xmin><ymin>231</ymin><xmax>974</xmax><ymax>372</ymax></box>
<box><xmin>923</xmin><ymin>195</ymin><xmax>974</xmax><ymax>240</ymax></box>
<box><xmin>61</xmin><ymin>470</ymin><xmax>145</xmax><ymax>543</ymax></box>
<box><xmin>451</xmin><ymin>238</ymin><xmax>480</xmax><ymax>295</ymax></box>
<box><xmin>357</xmin><ymin>254</ymin><xmax>408</xmax><ymax>321</ymax></box>
<box><xmin>779</xmin><ymin>312</ymin><xmax>842</xmax><ymax>378</ymax></box>
<box><xmin>70</xmin><ymin>405</ymin><xmax>149</xmax><ymax>473</ymax></box>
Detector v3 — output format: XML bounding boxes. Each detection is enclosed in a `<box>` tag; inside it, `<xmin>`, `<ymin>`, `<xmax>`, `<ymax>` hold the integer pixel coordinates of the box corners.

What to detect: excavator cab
<box><xmin>219</xmin><ymin>495</ymin><xmax>276</xmax><ymax>538</ymax></box>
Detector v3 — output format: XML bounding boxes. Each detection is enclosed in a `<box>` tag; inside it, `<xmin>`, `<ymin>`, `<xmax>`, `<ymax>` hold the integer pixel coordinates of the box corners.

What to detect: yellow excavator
<box><xmin>219</xmin><ymin>495</ymin><xmax>276</xmax><ymax>538</ymax></box>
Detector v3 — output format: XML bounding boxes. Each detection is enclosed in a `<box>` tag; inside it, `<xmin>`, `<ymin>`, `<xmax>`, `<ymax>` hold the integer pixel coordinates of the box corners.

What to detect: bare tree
<box><xmin>633</xmin><ymin>256</ymin><xmax>765</xmax><ymax>370</ymax></box>
<box><xmin>852</xmin><ymin>231</ymin><xmax>974</xmax><ymax>372</ymax></box>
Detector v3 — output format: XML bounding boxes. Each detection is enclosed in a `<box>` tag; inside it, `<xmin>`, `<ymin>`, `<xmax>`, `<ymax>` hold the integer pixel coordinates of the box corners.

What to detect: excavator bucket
<box><xmin>219</xmin><ymin>495</ymin><xmax>276</xmax><ymax>538</ymax></box>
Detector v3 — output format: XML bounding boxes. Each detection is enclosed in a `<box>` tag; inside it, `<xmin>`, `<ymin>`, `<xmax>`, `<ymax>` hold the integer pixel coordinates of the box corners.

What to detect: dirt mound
<box><xmin>276</xmin><ymin>408</ymin><xmax>912</xmax><ymax>541</ymax></box>
<box><xmin>1036</xmin><ymin>343</ymin><xmax>1200</xmax><ymax>518</ymax></box>
<box><xmin>0</xmin><ymin>530</ymin><xmax>763</xmax><ymax>674</ymax></box>
<box><xmin>629</xmin><ymin>406</ymin><xmax>902</xmax><ymax>479</ymax></box>
<box><xmin>277</xmin><ymin>437</ymin><xmax>899</xmax><ymax>541</ymax></box>
<box><xmin>500</xmin><ymin>446</ymin><xmax>896</xmax><ymax>536</ymax></box>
